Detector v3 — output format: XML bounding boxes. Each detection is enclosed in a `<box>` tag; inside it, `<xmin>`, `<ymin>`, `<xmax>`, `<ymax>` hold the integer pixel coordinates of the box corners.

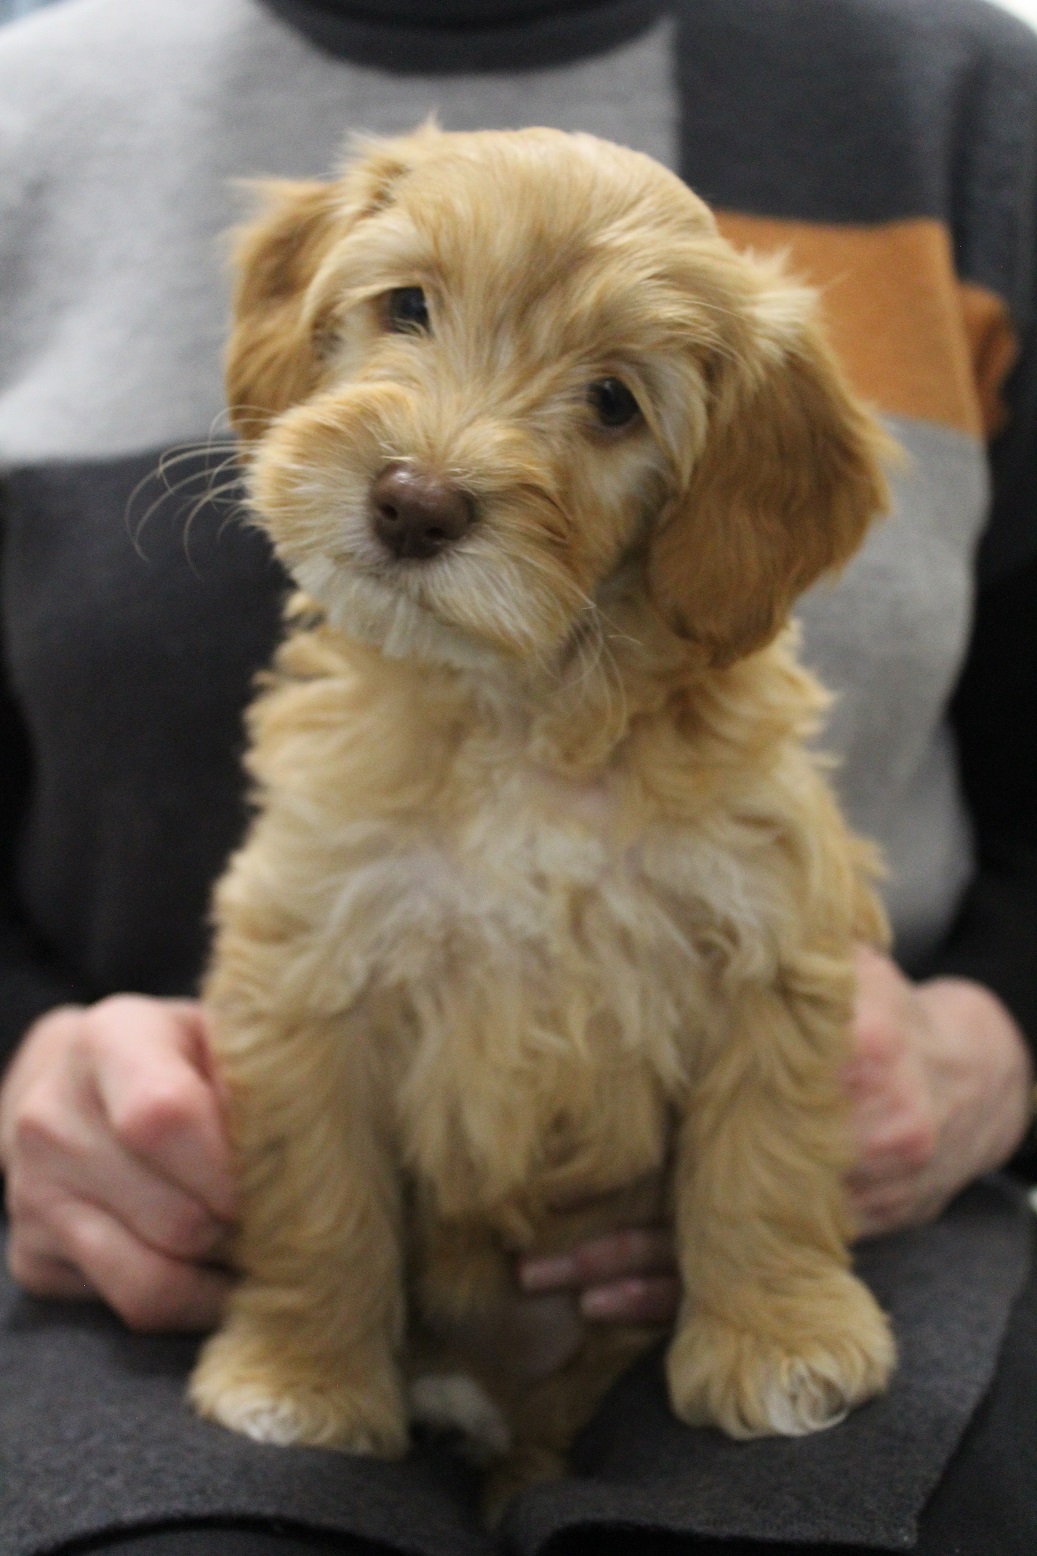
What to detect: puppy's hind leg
<box><xmin>190</xmin><ymin>1006</ymin><xmax>408</xmax><ymax>1458</ymax></box>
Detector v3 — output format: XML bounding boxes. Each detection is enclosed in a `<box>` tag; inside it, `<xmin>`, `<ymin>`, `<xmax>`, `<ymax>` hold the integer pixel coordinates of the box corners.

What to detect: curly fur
<box><xmin>189</xmin><ymin>126</ymin><xmax>896</xmax><ymax>1508</ymax></box>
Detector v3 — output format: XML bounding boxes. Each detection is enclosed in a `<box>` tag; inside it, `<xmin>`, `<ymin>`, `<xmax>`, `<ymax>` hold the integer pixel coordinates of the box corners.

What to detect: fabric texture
<box><xmin>0</xmin><ymin>1180</ymin><xmax>1031</xmax><ymax>1556</ymax></box>
<box><xmin>257</xmin><ymin>0</ymin><xmax>662</xmax><ymax>71</ymax></box>
<box><xmin>504</xmin><ymin>1179</ymin><xmax>1034</xmax><ymax>1553</ymax></box>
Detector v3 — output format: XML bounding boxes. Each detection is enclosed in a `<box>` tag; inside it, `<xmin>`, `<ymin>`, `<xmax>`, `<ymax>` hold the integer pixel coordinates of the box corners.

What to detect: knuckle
<box><xmin>10</xmin><ymin>1095</ymin><xmax>65</xmax><ymax>1160</ymax></box>
<box><xmin>79</xmin><ymin>996</ymin><xmax>149</xmax><ymax>1060</ymax></box>
<box><xmin>70</xmin><ymin>1010</ymin><xmax>108</xmax><ymax>1068</ymax></box>
<box><xmin>90</xmin><ymin>993</ymin><xmax>146</xmax><ymax>1024</ymax></box>
<box><xmin>110</xmin><ymin>1084</ymin><xmax>194</xmax><ymax>1156</ymax></box>
<box><xmin>890</xmin><ymin>1117</ymin><xmax>937</xmax><ymax>1170</ymax></box>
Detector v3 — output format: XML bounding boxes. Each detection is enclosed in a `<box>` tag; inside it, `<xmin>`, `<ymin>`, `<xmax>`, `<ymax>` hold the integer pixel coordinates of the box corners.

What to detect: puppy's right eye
<box><xmin>385</xmin><ymin>287</ymin><xmax>430</xmax><ymax>334</ymax></box>
<box><xmin>588</xmin><ymin>377</ymin><xmax>640</xmax><ymax>430</ymax></box>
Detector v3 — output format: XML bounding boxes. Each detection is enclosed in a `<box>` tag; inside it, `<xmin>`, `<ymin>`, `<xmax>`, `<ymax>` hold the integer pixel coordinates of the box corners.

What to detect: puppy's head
<box><xmin>229</xmin><ymin>126</ymin><xmax>887</xmax><ymax>670</ymax></box>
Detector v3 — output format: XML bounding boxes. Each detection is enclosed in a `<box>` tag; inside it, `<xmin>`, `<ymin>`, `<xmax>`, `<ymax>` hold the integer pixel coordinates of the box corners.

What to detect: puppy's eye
<box><xmin>588</xmin><ymin>377</ymin><xmax>640</xmax><ymax>430</ymax></box>
<box><xmin>385</xmin><ymin>287</ymin><xmax>430</xmax><ymax>334</ymax></box>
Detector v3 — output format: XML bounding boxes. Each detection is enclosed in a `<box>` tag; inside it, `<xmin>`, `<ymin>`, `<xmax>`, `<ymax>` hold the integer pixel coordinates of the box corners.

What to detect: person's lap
<box><xmin>57</xmin><ymin>1530</ymin><xmax>383</xmax><ymax>1555</ymax></box>
<box><xmin>4</xmin><ymin>1184</ymin><xmax>1035</xmax><ymax>1556</ymax></box>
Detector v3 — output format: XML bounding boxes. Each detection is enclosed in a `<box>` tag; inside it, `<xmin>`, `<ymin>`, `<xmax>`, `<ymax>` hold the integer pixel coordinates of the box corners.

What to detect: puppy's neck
<box><xmin>332</xmin><ymin>579</ymin><xmax>710</xmax><ymax>780</ymax></box>
<box><xmin>512</xmin><ymin>591</ymin><xmax>701</xmax><ymax>776</ymax></box>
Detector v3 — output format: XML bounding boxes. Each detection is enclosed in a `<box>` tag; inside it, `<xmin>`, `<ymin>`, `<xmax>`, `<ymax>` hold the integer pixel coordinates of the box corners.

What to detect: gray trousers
<box><xmin>2</xmin><ymin>1181</ymin><xmax>1033</xmax><ymax>1556</ymax></box>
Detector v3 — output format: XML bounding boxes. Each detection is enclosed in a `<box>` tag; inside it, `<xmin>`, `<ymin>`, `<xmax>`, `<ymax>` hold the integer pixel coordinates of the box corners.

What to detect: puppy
<box><xmin>190</xmin><ymin>125</ymin><xmax>896</xmax><ymax>1500</ymax></box>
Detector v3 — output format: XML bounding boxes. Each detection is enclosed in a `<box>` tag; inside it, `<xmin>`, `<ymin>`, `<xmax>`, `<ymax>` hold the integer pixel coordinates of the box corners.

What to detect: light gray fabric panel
<box><xmin>797</xmin><ymin>415</ymin><xmax>990</xmax><ymax>965</ymax></box>
<box><xmin>0</xmin><ymin>0</ymin><xmax>675</xmax><ymax>462</ymax></box>
<box><xmin>0</xmin><ymin>1</ymin><xmax>995</xmax><ymax>958</ymax></box>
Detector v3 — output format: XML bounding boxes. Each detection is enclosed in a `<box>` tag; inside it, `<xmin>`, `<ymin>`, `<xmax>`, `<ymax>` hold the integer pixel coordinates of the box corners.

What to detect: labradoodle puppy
<box><xmin>190</xmin><ymin>125</ymin><xmax>896</xmax><ymax>1499</ymax></box>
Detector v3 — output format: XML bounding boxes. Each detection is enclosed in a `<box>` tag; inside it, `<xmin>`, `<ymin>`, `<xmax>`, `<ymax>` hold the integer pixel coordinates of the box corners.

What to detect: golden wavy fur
<box><xmin>190</xmin><ymin>125</ymin><xmax>896</xmax><ymax>1506</ymax></box>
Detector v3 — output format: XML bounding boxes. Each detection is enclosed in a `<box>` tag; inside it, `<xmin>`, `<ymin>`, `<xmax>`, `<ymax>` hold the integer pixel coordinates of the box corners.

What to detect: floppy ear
<box><xmin>224</xmin><ymin>180</ymin><xmax>343</xmax><ymax>441</ymax></box>
<box><xmin>225</xmin><ymin>125</ymin><xmax>443</xmax><ymax>441</ymax></box>
<box><xmin>647</xmin><ymin>274</ymin><xmax>890</xmax><ymax>666</ymax></box>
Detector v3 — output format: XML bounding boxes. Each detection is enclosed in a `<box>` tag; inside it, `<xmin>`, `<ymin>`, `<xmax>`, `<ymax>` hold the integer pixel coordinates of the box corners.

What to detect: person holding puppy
<box><xmin>0</xmin><ymin>0</ymin><xmax>1035</xmax><ymax>1553</ymax></box>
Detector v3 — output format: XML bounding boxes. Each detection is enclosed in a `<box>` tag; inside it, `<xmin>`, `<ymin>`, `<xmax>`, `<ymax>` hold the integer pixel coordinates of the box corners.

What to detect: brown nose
<box><xmin>369</xmin><ymin>465</ymin><xmax>474</xmax><ymax>561</ymax></box>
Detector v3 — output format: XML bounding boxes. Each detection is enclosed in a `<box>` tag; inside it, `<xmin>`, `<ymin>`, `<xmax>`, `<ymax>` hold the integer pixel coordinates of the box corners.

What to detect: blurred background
<box><xmin>0</xmin><ymin>0</ymin><xmax>60</xmax><ymax>19</ymax></box>
<box><xmin>0</xmin><ymin>0</ymin><xmax>52</xmax><ymax>18</ymax></box>
<box><xmin>2</xmin><ymin>0</ymin><xmax>1037</xmax><ymax>23</ymax></box>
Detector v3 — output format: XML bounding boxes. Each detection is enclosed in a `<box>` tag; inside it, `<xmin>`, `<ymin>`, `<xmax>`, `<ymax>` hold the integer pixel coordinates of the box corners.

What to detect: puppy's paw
<box><xmin>666</xmin><ymin>1272</ymin><xmax>895</xmax><ymax>1438</ymax></box>
<box><xmin>189</xmin><ymin>1330</ymin><xmax>408</xmax><ymax>1457</ymax></box>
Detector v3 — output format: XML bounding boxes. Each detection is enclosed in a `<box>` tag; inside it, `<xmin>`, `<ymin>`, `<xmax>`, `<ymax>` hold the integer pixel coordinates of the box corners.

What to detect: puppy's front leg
<box><xmin>666</xmin><ymin>970</ymin><xmax>895</xmax><ymax>1438</ymax></box>
<box><xmin>190</xmin><ymin>1006</ymin><xmax>408</xmax><ymax>1457</ymax></box>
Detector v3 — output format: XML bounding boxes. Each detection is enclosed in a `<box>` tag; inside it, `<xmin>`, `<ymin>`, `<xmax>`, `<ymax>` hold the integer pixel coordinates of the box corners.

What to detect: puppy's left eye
<box><xmin>385</xmin><ymin>287</ymin><xmax>431</xmax><ymax>334</ymax></box>
<box><xmin>588</xmin><ymin>377</ymin><xmax>640</xmax><ymax>430</ymax></box>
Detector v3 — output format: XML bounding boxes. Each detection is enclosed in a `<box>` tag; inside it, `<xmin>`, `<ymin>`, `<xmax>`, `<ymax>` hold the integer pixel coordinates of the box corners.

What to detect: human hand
<box><xmin>845</xmin><ymin>945</ymin><xmax>1034</xmax><ymax>1237</ymax></box>
<box><xmin>0</xmin><ymin>996</ymin><xmax>237</xmax><ymax>1331</ymax></box>
<box><xmin>518</xmin><ymin>1226</ymin><xmax>678</xmax><ymax>1327</ymax></box>
<box><xmin>501</xmin><ymin>1228</ymin><xmax>678</xmax><ymax>1377</ymax></box>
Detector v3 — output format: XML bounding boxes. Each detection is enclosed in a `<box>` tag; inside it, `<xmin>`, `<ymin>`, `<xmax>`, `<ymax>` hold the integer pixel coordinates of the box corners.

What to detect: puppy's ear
<box><xmin>225</xmin><ymin>125</ymin><xmax>443</xmax><ymax>441</ymax></box>
<box><xmin>225</xmin><ymin>179</ymin><xmax>344</xmax><ymax>441</ymax></box>
<box><xmin>647</xmin><ymin>272</ymin><xmax>890</xmax><ymax>665</ymax></box>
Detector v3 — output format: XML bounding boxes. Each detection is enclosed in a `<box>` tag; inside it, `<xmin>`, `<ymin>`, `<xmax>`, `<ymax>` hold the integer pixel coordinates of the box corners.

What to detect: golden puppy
<box><xmin>190</xmin><ymin>125</ymin><xmax>896</xmax><ymax>1500</ymax></box>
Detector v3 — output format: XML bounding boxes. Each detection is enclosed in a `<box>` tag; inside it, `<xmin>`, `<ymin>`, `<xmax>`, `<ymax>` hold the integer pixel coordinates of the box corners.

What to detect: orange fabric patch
<box><xmin>714</xmin><ymin>213</ymin><xmax>1018</xmax><ymax>439</ymax></box>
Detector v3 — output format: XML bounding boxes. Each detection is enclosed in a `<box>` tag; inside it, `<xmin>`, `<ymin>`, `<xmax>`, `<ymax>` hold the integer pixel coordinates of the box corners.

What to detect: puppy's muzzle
<box><xmin>370</xmin><ymin>464</ymin><xmax>475</xmax><ymax>561</ymax></box>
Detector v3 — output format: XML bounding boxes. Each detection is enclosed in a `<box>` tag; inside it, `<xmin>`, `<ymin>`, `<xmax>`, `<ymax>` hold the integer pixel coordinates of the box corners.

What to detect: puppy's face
<box><xmin>229</xmin><ymin>128</ymin><xmax>887</xmax><ymax>670</ymax></box>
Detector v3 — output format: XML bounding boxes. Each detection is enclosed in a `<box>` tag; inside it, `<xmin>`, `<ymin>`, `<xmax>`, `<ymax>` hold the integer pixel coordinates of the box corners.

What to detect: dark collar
<box><xmin>258</xmin><ymin>0</ymin><xmax>664</xmax><ymax>73</ymax></box>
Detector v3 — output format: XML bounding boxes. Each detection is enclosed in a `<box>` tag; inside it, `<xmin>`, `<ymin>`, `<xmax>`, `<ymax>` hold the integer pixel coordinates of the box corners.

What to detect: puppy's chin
<box><xmin>291</xmin><ymin>557</ymin><xmax>516</xmax><ymax>673</ymax></box>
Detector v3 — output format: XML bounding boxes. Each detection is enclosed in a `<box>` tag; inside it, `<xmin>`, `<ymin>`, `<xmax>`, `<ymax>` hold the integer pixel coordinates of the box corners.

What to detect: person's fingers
<box><xmin>847</xmin><ymin>1076</ymin><xmax>938</xmax><ymax>1181</ymax></box>
<box><xmin>5</xmin><ymin>1224</ymin><xmax>99</xmax><ymax>1300</ymax></box>
<box><xmin>7</xmin><ymin>1054</ymin><xmax>230</xmax><ymax>1264</ymax></box>
<box><xmin>845</xmin><ymin>1157</ymin><xmax>910</xmax><ymax>1194</ymax></box>
<box><xmin>54</xmin><ymin>1198</ymin><xmax>233</xmax><ymax>1332</ymax></box>
<box><xmin>72</xmin><ymin>1136</ymin><xmax>231</xmax><ymax>1261</ymax></box>
<box><xmin>79</xmin><ymin>999</ymin><xmax>237</xmax><ymax>1221</ymax></box>
<box><xmin>520</xmin><ymin>1226</ymin><xmax>675</xmax><ymax>1293</ymax></box>
<box><xmin>850</xmin><ymin>1180</ymin><xmax>943</xmax><ymax>1239</ymax></box>
<box><xmin>8</xmin><ymin>1163</ymin><xmax>230</xmax><ymax>1319</ymax></box>
<box><xmin>845</xmin><ymin>1123</ymin><xmax>938</xmax><ymax>1188</ymax></box>
<box><xmin>573</xmin><ymin>1227</ymin><xmax>675</xmax><ymax>1285</ymax></box>
<box><xmin>579</xmin><ymin>1273</ymin><xmax>680</xmax><ymax>1324</ymax></box>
